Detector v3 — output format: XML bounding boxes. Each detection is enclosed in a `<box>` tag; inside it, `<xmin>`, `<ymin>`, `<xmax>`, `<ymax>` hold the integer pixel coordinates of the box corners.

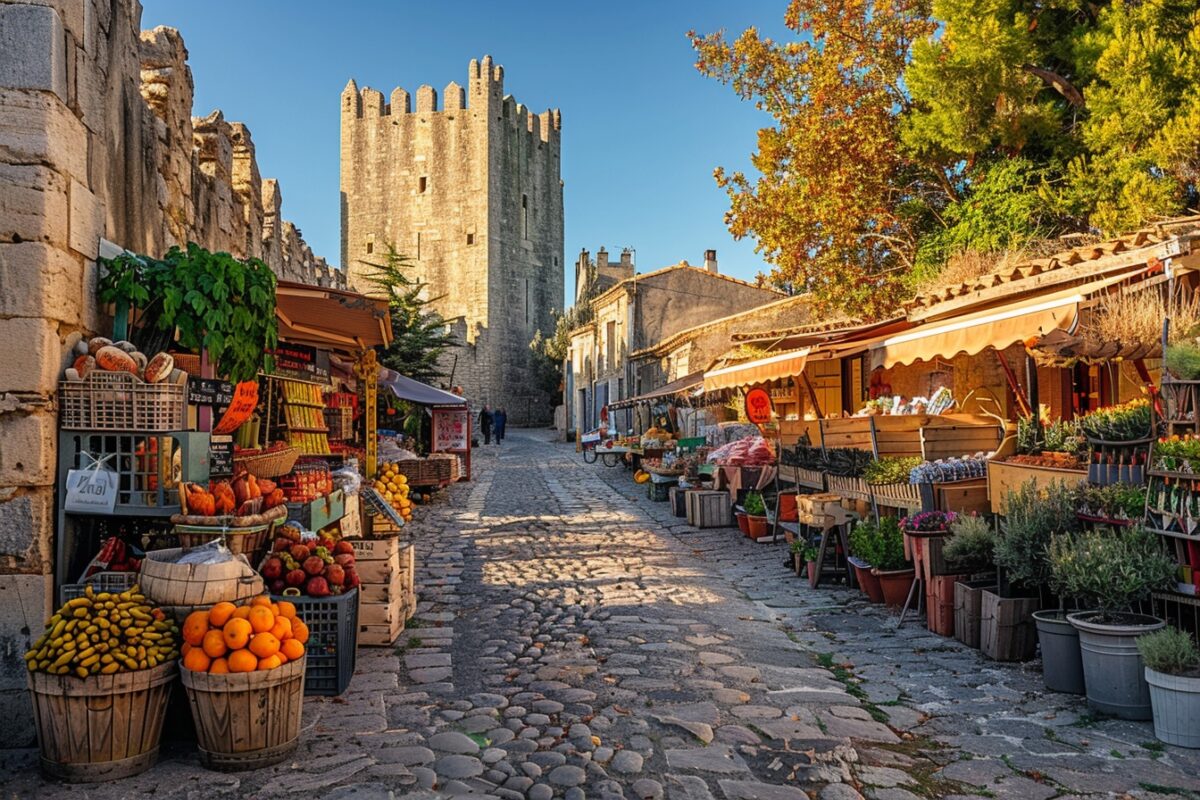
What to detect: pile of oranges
<box><xmin>180</xmin><ymin>596</ymin><xmax>308</xmax><ymax>674</ymax></box>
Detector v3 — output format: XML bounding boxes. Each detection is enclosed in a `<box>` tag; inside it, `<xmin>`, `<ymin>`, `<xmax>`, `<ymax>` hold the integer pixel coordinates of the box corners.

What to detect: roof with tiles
<box><xmin>587</xmin><ymin>260</ymin><xmax>783</xmax><ymax>308</ymax></box>
<box><xmin>629</xmin><ymin>293</ymin><xmax>811</xmax><ymax>360</ymax></box>
<box><xmin>905</xmin><ymin>214</ymin><xmax>1200</xmax><ymax>320</ymax></box>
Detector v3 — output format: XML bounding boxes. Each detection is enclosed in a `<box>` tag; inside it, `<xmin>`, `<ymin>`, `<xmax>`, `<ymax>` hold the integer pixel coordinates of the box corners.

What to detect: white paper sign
<box><xmin>64</xmin><ymin>468</ymin><xmax>118</xmax><ymax>514</ymax></box>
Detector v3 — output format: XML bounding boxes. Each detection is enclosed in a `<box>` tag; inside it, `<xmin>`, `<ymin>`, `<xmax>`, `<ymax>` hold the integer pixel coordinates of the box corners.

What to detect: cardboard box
<box><xmin>349</xmin><ymin>537</ymin><xmax>399</xmax><ymax>561</ymax></box>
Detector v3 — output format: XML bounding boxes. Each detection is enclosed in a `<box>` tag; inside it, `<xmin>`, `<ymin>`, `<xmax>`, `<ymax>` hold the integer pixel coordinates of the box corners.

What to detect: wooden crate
<box><xmin>920</xmin><ymin>420</ymin><xmax>1004</xmax><ymax>461</ymax></box>
<box><xmin>355</xmin><ymin>550</ymin><xmax>400</xmax><ymax>584</ymax></box>
<box><xmin>979</xmin><ymin>590</ymin><xmax>1038</xmax><ymax>661</ymax></box>
<box><xmin>28</xmin><ymin>662</ymin><xmax>176</xmax><ymax>782</ymax></box>
<box><xmin>180</xmin><ymin>657</ymin><xmax>305</xmax><ymax>770</ymax></box>
<box><xmin>954</xmin><ymin>579</ymin><xmax>993</xmax><ymax>649</ymax></box>
<box><xmin>933</xmin><ymin>479</ymin><xmax>990</xmax><ymax>515</ymax></box>
<box><xmin>870</xmin><ymin>481</ymin><xmax>922</xmax><ymax>511</ymax></box>
<box><xmin>987</xmin><ymin>460</ymin><xmax>1086</xmax><ymax>514</ymax></box>
<box><xmin>139</xmin><ymin>548</ymin><xmax>264</xmax><ymax>608</ymax></box>
<box><xmin>349</xmin><ymin>536</ymin><xmax>399</xmax><ymax>562</ymax></box>
<box><xmin>686</xmin><ymin>490</ymin><xmax>731</xmax><ymax>528</ymax></box>
<box><xmin>359</xmin><ymin>616</ymin><xmax>406</xmax><ymax>647</ymax></box>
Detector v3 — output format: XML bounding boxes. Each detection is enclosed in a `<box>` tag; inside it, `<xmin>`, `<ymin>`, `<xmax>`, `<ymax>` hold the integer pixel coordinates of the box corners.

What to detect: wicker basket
<box><xmin>169</xmin><ymin>352</ymin><xmax>202</xmax><ymax>376</ymax></box>
<box><xmin>233</xmin><ymin>447</ymin><xmax>300</xmax><ymax>479</ymax></box>
<box><xmin>58</xmin><ymin>371</ymin><xmax>185</xmax><ymax>432</ymax></box>
<box><xmin>174</xmin><ymin>521</ymin><xmax>277</xmax><ymax>566</ymax></box>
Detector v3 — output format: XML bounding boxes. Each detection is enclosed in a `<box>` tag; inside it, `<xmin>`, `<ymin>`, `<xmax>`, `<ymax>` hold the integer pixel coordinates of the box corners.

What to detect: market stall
<box><xmin>378</xmin><ymin>369</ymin><xmax>472</xmax><ymax>486</ymax></box>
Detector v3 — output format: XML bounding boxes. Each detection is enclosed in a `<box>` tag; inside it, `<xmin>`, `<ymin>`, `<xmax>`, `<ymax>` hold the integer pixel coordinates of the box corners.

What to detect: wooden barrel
<box><xmin>28</xmin><ymin>661</ymin><xmax>176</xmax><ymax>782</ymax></box>
<box><xmin>139</xmin><ymin>547</ymin><xmax>264</xmax><ymax>608</ymax></box>
<box><xmin>180</xmin><ymin>657</ymin><xmax>306</xmax><ymax>771</ymax></box>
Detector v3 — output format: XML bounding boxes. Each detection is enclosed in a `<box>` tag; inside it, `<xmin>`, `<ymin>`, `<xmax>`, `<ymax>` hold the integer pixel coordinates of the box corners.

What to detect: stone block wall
<box><xmin>0</xmin><ymin>0</ymin><xmax>339</xmax><ymax>745</ymax></box>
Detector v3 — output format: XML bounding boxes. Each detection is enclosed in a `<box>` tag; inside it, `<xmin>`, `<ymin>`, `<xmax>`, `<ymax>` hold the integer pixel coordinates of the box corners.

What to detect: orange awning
<box><xmin>703</xmin><ymin>349</ymin><xmax>809</xmax><ymax>393</ymax></box>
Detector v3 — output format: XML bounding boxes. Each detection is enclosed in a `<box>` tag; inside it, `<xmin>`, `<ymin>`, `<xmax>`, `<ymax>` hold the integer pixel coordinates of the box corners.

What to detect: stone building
<box><xmin>340</xmin><ymin>57</ymin><xmax>564</xmax><ymax>424</ymax></box>
<box><xmin>574</xmin><ymin>246</ymin><xmax>634</xmax><ymax>305</ymax></box>
<box><xmin>565</xmin><ymin>251</ymin><xmax>783</xmax><ymax>434</ymax></box>
<box><xmin>0</xmin><ymin>0</ymin><xmax>338</xmax><ymax>741</ymax></box>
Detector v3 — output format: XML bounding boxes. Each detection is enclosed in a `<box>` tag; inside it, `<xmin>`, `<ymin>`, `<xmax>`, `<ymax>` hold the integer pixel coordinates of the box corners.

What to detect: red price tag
<box><xmin>212</xmin><ymin>381</ymin><xmax>259</xmax><ymax>435</ymax></box>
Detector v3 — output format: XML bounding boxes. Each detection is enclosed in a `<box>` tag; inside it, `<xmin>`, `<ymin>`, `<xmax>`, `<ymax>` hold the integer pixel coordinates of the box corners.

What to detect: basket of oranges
<box><xmin>178</xmin><ymin>597</ymin><xmax>309</xmax><ymax>771</ymax></box>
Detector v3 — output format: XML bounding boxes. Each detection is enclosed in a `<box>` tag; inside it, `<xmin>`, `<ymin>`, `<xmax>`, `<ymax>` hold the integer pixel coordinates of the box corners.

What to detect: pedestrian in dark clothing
<box><xmin>479</xmin><ymin>405</ymin><xmax>493</xmax><ymax>445</ymax></box>
<box><xmin>495</xmin><ymin>408</ymin><xmax>507</xmax><ymax>443</ymax></box>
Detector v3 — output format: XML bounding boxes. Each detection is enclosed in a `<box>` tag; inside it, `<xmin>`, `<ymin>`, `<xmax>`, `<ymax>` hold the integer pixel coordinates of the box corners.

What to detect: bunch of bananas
<box><xmin>25</xmin><ymin>585</ymin><xmax>179</xmax><ymax>677</ymax></box>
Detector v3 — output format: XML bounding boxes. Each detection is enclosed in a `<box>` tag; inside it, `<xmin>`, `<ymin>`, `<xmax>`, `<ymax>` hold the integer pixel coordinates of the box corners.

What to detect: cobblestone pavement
<box><xmin>4</xmin><ymin>430</ymin><xmax>1200</xmax><ymax>799</ymax></box>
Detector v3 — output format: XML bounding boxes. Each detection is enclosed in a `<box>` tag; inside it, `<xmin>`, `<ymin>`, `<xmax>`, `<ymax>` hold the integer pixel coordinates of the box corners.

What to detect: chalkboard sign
<box><xmin>188</xmin><ymin>377</ymin><xmax>235</xmax><ymax>409</ymax></box>
<box><xmin>360</xmin><ymin>487</ymin><xmax>405</xmax><ymax>529</ymax></box>
<box><xmin>268</xmin><ymin>344</ymin><xmax>331</xmax><ymax>382</ymax></box>
<box><xmin>209</xmin><ymin>435</ymin><xmax>234</xmax><ymax>477</ymax></box>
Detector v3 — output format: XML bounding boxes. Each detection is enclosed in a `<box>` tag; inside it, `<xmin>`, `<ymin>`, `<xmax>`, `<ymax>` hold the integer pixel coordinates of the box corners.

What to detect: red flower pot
<box><xmin>874</xmin><ymin>568</ymin><xmax>916</xmax><ymax>608</ymax></box>
<box><xmin>747</xmin><ymin>515</ymin><xmax>769</xmax><ymax>539</ymax></box>
<box><xmin>806</xmin><ymin>560</ymin><xmax>817</xmax><ymax>583</ymax></box>
<box><xmin>850</xmin><ymin>558</ymin><xmax>884</xmax><ymax>603</ymax></box>
<box><xmin>735</xmin><ymin>512</ymin><xmax>750</xmax><ymax>535</ymax></box>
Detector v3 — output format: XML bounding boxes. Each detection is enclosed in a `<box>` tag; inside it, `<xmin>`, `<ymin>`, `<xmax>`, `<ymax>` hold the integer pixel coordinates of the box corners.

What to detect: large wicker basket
<box><xmin>58</xmin><ymin>371</ymin><xmax>185</xmax><ymax>432</ymax></box>
<box><xmin>233</xmin><ymin>447</ymin><xmax>300</xmax><ymax>479</ymax></box>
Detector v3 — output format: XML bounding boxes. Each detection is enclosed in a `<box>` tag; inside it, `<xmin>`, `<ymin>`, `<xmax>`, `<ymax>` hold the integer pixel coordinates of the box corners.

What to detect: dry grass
<box><xmin>911</xmin><ymin>234</ymin><xmax>1105</xmax><ymax>297</ymax></box>
<box><xmin>1080</xmin><ymin>284</ymin><xmax>1200</xmax><ymax>350</ymax></box>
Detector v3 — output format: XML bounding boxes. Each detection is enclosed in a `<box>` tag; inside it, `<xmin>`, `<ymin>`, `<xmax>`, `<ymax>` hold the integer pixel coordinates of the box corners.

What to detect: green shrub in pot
<box><xmin>1137</xmin><ymin>628</ymin><xmax>1200</xmax><ymax>748</ymax></box>
<box><xmin>943</xmin><ymin>514</ymin><xmax>995</xmax><ymax>574</ymax></box>
<box><xmin>743</xmin><ymin>491</ymin><xmax>766</xmax><ymax>517</ymax></box>
<box><xmin>996</xmin><ymin>480</ymin><xmax>1080</xmax><ymax>597</ymax></box>
<box><xmin>1048</xmin><ymin>526</ymin><xmax>1176</xmax><ymax>720</ymax></box>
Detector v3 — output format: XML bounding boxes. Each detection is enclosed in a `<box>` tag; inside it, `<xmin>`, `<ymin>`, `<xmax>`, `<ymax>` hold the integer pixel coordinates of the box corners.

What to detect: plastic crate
<box><xmin>274</xmin><ymin>588</ymin><xmax>358</xmax><ymax>696</ymax></box>
<box><xmin>57</xmin><ymin>431</ymin><xmax>209</xmax><ymax>513</ymax></box>
<box><xmin>61</xmin><ymin>571</ymin><xmax>139</xmax><ymax>602</ymax></box>
<box><xmin>58</xmin><ymin>371</ymin><xmax>185</xmax><ymax>431</ymax></box>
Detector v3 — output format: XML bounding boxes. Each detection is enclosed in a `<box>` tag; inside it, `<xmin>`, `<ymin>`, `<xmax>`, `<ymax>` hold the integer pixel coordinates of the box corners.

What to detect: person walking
<box><xmin>479</xmin><ymin>405</ymin><xmax>493</xmax><ymax>445</ymax></box>
<box><xmin>494</xmin><ymin>408</ymin><xmax>507</xmax><ymax>444</ymax></box>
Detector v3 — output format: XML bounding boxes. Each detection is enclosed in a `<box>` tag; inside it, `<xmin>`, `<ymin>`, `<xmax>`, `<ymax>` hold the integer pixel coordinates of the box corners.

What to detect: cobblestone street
<box><xmin>5</xmin><ymin>431</ymin><xmax>1200</xmax><ymax>799</ymax></box>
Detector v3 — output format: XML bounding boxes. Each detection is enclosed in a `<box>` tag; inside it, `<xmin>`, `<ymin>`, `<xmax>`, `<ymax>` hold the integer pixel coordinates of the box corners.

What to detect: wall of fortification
<box><xmin>341</xmin><ymin>56</ymin><xmax>564</xmax><ymax>422</ymax></box>
<box><xmin>0</xmin><ymin>0</ymin><xmax>338</xmax><ymax>745</ymax></box>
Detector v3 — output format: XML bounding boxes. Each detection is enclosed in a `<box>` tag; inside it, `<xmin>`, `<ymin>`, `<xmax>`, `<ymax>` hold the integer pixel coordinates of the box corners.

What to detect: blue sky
<box><xmin>141</xmin><ymin>1</ymin><xmax>788</xmax><ymax>303</ymax></box>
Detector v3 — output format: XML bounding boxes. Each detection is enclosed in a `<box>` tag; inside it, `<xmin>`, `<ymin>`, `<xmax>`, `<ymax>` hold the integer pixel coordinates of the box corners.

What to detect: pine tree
<box><xmin>358</xmin><ymin>247</ymin><xmax>458</xmax><ymax>384</ymax></box>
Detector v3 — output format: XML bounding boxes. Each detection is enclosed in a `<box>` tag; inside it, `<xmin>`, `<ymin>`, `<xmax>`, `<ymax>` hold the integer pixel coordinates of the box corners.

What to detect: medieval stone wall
<box><xmin>0</xmin><ymin>0</ymin><xmax>338</xmax><ymax>743</ymax></box>
<box><xmin>341</xmin><ymin>57</ymin><xmax>564</xmax><ymax>423</ymax></box>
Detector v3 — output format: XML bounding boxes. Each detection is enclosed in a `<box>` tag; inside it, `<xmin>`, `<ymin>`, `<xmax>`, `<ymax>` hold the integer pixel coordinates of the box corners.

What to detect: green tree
<box><xmin>358</xmin><ymin>247</ymin><xmax>458</xmax><ymax>384</ymax></box>
<box><xmin>528</xmin><ymin>256</ymin><xmax>602</xmax><ymax>412</ymax></box>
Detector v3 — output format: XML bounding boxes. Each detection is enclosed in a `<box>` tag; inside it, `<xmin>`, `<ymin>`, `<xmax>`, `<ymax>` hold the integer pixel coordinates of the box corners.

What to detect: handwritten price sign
<box><xmin>744</xmin><ymin>387</ymin><xmax>774</xmax><ymax>426</ymax></box>
<box><xmin>213</xmin><ymin>381</ymin><xmax>260</xmax><ymax>435</ymax></box>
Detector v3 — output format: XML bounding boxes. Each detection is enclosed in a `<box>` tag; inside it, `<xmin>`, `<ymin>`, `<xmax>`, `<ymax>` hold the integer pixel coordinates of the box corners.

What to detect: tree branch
<box><xmin>1021</xmin><ymin>64</ymin><xmax>1085</xmax><ymax>107</ymax></box>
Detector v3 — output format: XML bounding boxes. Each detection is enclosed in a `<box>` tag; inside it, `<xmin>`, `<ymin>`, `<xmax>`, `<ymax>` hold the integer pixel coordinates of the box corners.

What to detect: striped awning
<box><xmin>703</xmin><ymin>349</ymin><xmax>810</xmax><ymax>393</ymax></box>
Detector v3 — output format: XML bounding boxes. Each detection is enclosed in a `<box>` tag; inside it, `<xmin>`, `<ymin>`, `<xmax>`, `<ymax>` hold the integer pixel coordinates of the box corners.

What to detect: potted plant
<box><xmin>735</xmin><ymin>508</ymin><xmax>751</xmax><ymax>536</ymax></box>
<box><xmin>848</xmin><ymin>520</ymin><xmax>885</xmax><ymax>603</ymax></box>
<box><xmin>1138</xmin><ymin>628</ymin><xmax>1200</xmax><ymax>748</ymax></box>
<box><xmin>943</xmin><ymin>514</ymin><xmax>995</xmax><ymax>647</ymax></box>
<box><xmin>802</xmin><ymin>545</ymin><xmax>820</xmax><ymax>583</ymax></box>
<box><xmin>1050</xmin><ymin>526</ymin><xmax>1176</xmax><ymax>719</ymax></box>
<box><xmin>789</xmin><ymin>539</ymin><xmax>805</xmax><ymax>576</ymax></box>
<box><xmin>743</xmin><ymin>492</ymin><xmax>768</xmax><ymax>539</ymax></box>
<box><xmin>988</xmin><ymin>480</ymin><xmax>1080</xmax><ymax>662</ymax></box>
<box><xmin>867</xmin><ymin>517</ymin><xmax>913</xmax><ymax>608</ymax></box>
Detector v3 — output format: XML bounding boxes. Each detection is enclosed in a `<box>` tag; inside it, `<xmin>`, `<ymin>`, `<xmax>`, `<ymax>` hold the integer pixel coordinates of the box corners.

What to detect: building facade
<box><xmin>566</xmin><ymin>251</ymin><xmax>783</xmax><ymax>434</ymax></box>
<box><xmin>340</xmin><ymin>57</ymin><xmax>564</xmax><ymax>423</ymax></box>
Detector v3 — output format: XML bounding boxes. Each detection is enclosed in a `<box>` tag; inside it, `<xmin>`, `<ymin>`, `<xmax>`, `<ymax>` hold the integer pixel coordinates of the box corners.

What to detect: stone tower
<box><xmin>340</xmin><ymin>56</ymin><xmax>564</xmax><ymax>423</ymax></box>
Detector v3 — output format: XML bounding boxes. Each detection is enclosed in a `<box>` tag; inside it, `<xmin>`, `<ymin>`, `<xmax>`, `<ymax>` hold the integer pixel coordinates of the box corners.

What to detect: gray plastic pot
<box><xmin>1033</xmin><ymin>610</ymin><xmax>1085</xmax><ymax>695</ymax></box>
<box><xmin>1068</xmin><ymin>611</ymin><xmax>1164</xmax><ymax>720</ymax></box>
<box><xmin>1146</xmin><ymin>668</ymin><xmax>1200</xmax><ymax>748</ymax></box>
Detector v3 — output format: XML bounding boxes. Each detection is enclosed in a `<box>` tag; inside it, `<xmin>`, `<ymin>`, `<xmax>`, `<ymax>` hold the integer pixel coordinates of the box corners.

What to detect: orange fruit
<box><xmin>222</xmin><ymin>617</ymin><xmax>253</xmax><ymax>650</ymax></box>
<box><xmin>276</xmin><ymin>600</ymin><xmax>297</xmax><ymax>620</ymax></box>
<box><xmin>227</xmin><ymin>649</ymin><xmax>257</xmax><ymax>673</ymax></box>
<box><xmin>251</xmin><ymin>595</ymin><xmax>273</xmax><ymax>607</ymax></box>
<box><xmin>208</xmin><ymin>601</ymin><xmax>237</xmax><ymax>628</ymax></box>
<box><xmin>280</xmin><ymin>638</ymin><xmax>306</xmax><ymax>662</ymax></box>
<box><xmin>182</xmin><ymin>610</ymin><xmax>210</xmax><ymax>646</ymax></box>
<box><xmin>232</xmin><ymin>605</ymin><xmax>252</xmax><ymax>620</ymax></box>
<box><xmin>182</xmin><ymin>647</ymin><xmax>211</xmax><ymax>673</ymax></box>
<box><xmin>276</xmin><ymin>649</ymin><xmax>288</xmax><ymax>664</ymax></box>
<box><xmin>181</xmin><ymin>642</ymin><xmax>193</xmax><ymax>656</ymax></box>
<box><xmin>209</xmin><ymin>657</ymin><xmax>230</xmax><ymax>674</ymax></box>
<box><xmin>248</xmin><ymin>631</ymin><xmax>280</xmax><ymax>659</ymax></box>
<box><xmin>291</xmin><ymin>620</ymin><xmax>310</xmax><ymax>645</ymax></box>
<box><xmin>202</xmin><ymin>629</ymin><xmax>228</xmax><ymax>659</ymax></box>
<box><xmin>257</xmin><ymin>654</ymin><xmax>282</xmax><ymax>671</ymax></box>
<box><xmin>270</xmin><ymin>615</ymin><xmax>293</xmax><ymax>641</ymax></box>
<box><xmin>248</xmin><ymin>605</ymin><xmax>275</xmax><ymax>634</ymax></box>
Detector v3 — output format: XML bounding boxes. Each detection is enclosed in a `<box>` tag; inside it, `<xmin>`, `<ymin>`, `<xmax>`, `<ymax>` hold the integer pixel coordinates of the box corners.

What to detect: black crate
<box><xmin>275</xmin><ymin>587</ymin><xmax>358</xmax><ymax>696</ymax></box>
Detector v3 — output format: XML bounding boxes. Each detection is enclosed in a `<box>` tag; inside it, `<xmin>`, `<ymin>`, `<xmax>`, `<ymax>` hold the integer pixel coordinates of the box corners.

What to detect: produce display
<box><xmin>259</xmin><ymin>526</ymin><xmax>360</xmax><ymax>597</ymax></box>
<box><xmin>863</xmin><ymin>456</ymin><xmax>923</xmax><ymax>485</ymax></box>
<box><xmin>25</xmin><ymin>586</ymin><xmax>179</xmax><ymax>676</ymax></box>
<box><xmin>1153</xmin><ymin>435</ymin><xmax>1200</xmax><ymax>473</ymax></box>
<box><xmin>908</xmin><ymin>455</ymin><xmax>989</xmax><ymax>483</ymax></box>
<box><xmin>82</xmin><ymin>536</ymin><xmax>143</xmax><ymax>576</ymax></box>
<box><xmin>1077</xmin><ymin>483</ymin><xmax>1145</xmax><ymax>522</ymax></box>
<box><xmin>1078</xmin><ymin>399</ymin><xmax>1153</xmax><ymax>442</ymax></box>
<box><xmin>180</xmin><ymin>595</ymin><xmax>308</xmax><ymax>674</ymax></box>
<box><xmin>1010</xmin><ymin>417</ymin><xmax>1086</xmax><ymax>468</ymax></box>
<box><xmin>175</xmin><ymin>473</ymin><xmax>287</xmax><ymax>525</ymax></box>
<box><xmin>856</xmin><ymin>386</ymin><xmax>954</xmax><ymax>417</ymax></box>
<box><xmin>62</xmin><ymin>336</ymin><xmax>182</xmax><ymax>385</ymax></box>
<box><xmin>823</xmin><ymin>447</ymin><xmax>875</xmax><ymax>478</ymax></box>
<box><xmin>1002</xmin><ymin>451</ymin><xmax>1087</xmax><ymax>470</ymax></box>
<box><xmin>372</xmin><ymin>462</ymin><xmax>414</xmax><ymax>523</ymax></box>
<box><xmin>706</xmin><ymin>436</ymin><xmax>775</xmax><ymax>466</ymax></box>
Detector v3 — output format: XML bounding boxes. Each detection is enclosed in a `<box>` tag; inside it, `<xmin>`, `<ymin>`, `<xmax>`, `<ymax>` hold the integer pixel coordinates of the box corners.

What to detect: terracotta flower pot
<box><xmin>849</xmin><ymin>557</ymin><xmax>884</xmax><ymax>603</ymax></box>
<box><xmin>806</xmin><ymin>560</ymin><xmax>817</xmax><ymax>583</ymax></box>
<box><xmin>735</xmin><ymin>512</ymin><xmax>750</xmax><ymax>535</ymax></box>
<box><xmin>747</xmin><ymin>515</ymin><xmax>769</xmax><ymax>539</ymax></box>
<box><xmin>874</xmin><ymin>567</ymin><xmax>915</xmax><ymax>608</ymax></box>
